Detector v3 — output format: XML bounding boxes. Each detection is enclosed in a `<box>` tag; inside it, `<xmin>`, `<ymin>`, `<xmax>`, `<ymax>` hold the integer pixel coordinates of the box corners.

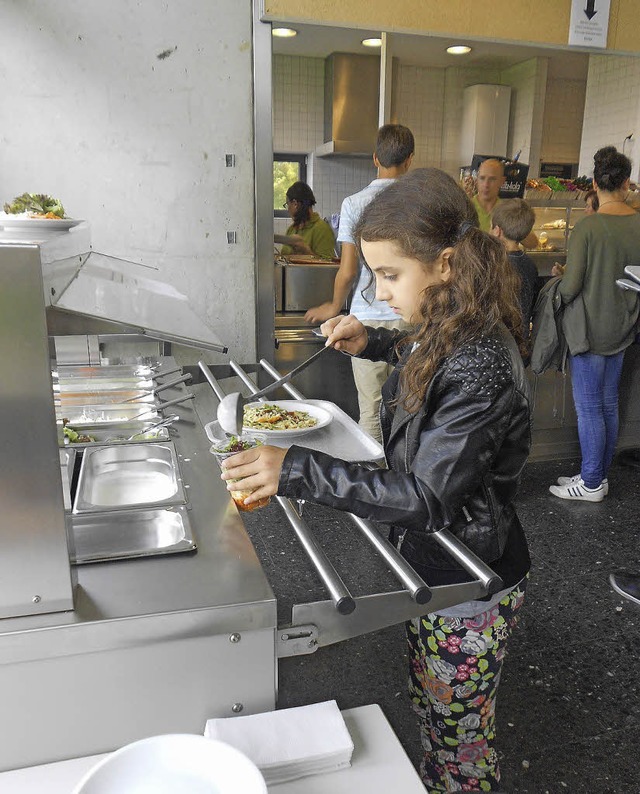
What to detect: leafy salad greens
<box><xmin>3</xmin><ymin>193</ymin><xmax>65</xmax><ymax>218</ymax></box>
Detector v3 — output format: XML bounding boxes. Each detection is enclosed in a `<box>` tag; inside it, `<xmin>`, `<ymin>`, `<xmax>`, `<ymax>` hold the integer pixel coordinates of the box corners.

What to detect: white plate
<box><xmin>242</xmin><ymin>399</ymin><xmax>332</xmax><ymax>437</ymax></box>
<box><xmin>0</xmin><ymin>215</ymin><xmax>81</xmax><ymax>230</ymax></box>
<box><xmin>72</xmin><ymin>734</ymin><xmax>267</xmax><ymax>794</ymax></box>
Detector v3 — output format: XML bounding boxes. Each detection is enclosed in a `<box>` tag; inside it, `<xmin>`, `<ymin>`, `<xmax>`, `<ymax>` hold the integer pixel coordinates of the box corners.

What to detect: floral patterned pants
<box><xmin>407</xmin><ymin>581</ymin><xmax>526</xmax><ymax>792</ymax></box>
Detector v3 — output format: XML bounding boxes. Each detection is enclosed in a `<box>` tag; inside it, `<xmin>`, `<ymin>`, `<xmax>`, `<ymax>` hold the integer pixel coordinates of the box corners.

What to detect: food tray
<box><xmin>205</xmin><ymin>399</ymin><xmax>385</xmax><ymax>464</ymax></box>
<box><xmin>55</xmin><ymin>390</ymin><xmax>156</xmax><ymax>406</ymax></box>
<box><xmin>73</xmin><ymin>441</ymin><xmax>186</xmax><ymax>514</ymax></box>
<box><xmin>54</xmin><ymin>364</ymin><xmax>163</xmax><ymax>381</ymax></box>
<box><xmin>56</xmin><ymin>403</ymin><xmax>160</xmax><ymax>426</ymax></box>
<box><xmin>69</xmin><ymin>506</ymin><xmax>196</xmax><ymax>564</ymax></box>
<box><xmin>59</xmin><ymin>420</ymin><xmax>170</xmax><ymax>448</ymax></box>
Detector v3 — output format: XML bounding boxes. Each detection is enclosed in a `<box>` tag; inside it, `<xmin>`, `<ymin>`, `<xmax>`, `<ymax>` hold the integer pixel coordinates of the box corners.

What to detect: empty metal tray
<box><xmin>73</xmin><ymin>442</ymin><xmax>186</xmax><ymax>513</ymax></box>
<box><xmin>69</xmin><ymin>506</ymin><xmax>196</xmax><ymax>564</ymax></box>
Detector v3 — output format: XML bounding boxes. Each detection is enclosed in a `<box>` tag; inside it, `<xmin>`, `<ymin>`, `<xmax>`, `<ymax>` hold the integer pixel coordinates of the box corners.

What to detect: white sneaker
<box><xmin>549</xmin><ymin>478</ymin><xmax>606</xmax><ymax>502</ymax></box>
<box><xmin>557</xmin><ymin>473</ymin><xmax>609</xmax><ymax>496</ymax></box>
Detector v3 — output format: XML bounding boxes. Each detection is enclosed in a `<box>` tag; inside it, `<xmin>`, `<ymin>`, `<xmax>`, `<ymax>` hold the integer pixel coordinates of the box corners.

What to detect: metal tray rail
<box><xmin>198</xmin><ymin>359</ymin><xmax>504</xmax><ymax>657</ymax></box>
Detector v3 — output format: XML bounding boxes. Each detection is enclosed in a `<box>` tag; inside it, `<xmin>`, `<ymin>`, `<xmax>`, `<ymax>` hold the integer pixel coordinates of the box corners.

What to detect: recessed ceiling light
<box><xmin>447</xmin><ymin>45</ymin><xmax>472</xmax><ymax>55</ymax></box>
<box><xmin>272</xmin><ymin>27</ymin><xmax>298</xmax><ymax>38</ymax></box>
<box><xmin>362</xmin><ymin>37</ymin><xmax>382</xmax><ymax>48</ymax></box>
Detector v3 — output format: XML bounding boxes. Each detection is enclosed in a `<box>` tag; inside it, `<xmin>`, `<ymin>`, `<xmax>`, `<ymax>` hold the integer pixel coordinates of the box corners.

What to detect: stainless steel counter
<box><xmin>0</xmin><ymin>374</ymin><xmax>278</xmax><ymax>771</ymax></box>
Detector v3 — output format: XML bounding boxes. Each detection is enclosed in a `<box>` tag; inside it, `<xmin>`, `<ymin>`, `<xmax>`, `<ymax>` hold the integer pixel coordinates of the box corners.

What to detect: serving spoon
<box><xmin>217</xmin><ymin>345</ymin><xmax>330</xmax><ymax>435</ymax></box>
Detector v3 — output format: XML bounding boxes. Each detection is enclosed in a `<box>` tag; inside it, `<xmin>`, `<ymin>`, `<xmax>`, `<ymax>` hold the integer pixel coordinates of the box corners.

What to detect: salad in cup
<box><xmin>210</xmin><ymin>434</ymin><xmax>270</xmax><ymax>512</ymax></box>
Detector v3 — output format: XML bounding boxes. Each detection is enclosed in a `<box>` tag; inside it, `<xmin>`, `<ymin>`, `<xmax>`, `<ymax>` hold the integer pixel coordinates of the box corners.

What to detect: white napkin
<box><xmin>203</xmin><ymin>700</ymin><xmax>354</xmax><ymax>784</ymax></box>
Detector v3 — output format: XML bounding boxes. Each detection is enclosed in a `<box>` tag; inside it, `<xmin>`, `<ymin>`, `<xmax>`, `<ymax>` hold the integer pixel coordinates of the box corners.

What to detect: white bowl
<box><xmin>72</xmin><ymin>734</ymin><xmax>267</xmax><ymax>794</ymax></box>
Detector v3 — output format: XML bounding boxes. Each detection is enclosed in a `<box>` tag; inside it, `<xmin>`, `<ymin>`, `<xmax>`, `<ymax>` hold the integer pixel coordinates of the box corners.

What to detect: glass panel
<box><xmin>48</xmin><ymin>252</ymin><xmax>226</xmax><ymax>352</ymax></box>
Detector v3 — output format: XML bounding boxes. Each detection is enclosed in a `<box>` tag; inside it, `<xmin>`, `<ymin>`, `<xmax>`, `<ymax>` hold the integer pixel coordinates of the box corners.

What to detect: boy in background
<box><xmin>490</xmin><ymin>199</ymin><xmax>541</xmax><ymax>340</ymax></box>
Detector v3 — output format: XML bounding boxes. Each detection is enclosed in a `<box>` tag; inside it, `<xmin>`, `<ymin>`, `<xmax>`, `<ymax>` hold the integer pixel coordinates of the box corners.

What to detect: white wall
<box><xmin>0</xmin><ymin>0</ymin><xmax>256</xmax><ymax>363</ymax></box>
<box><xmin>579</xmin><ymin>54</ymin><xmax>640</xmax><ymax>180</ymax></box>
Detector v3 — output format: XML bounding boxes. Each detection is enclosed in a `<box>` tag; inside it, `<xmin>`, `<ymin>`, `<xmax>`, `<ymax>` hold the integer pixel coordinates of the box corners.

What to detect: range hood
<box><xmin>314</xmin><ymin>53</ymin><xmax>380</xmax><ymax>158</ymax></box>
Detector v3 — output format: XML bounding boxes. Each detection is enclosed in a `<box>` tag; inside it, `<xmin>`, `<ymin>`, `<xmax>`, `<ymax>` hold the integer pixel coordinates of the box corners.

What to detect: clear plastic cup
<box><xmin>209</xmin><ymin>434</ymin><xmax>270</xmax><ymax>512</ymax></box>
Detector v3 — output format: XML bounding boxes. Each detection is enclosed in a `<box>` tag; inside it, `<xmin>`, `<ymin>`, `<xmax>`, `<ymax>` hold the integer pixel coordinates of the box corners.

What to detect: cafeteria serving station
<box><xmin>0</xmin><ymin>222</ymin><xmax>505</xmax><ymax>783</ymax></box>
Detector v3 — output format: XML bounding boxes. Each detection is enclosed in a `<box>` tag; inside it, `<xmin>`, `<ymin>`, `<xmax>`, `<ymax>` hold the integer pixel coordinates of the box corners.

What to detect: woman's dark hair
<box><xmin>286</xmin><ymin>181</ymin><xmax>316</xmax><ymax>227</ymax></box>
<box><xmin>584</xmin><ymin>188</ymin><xmax>599</xmax><ymax>212</ymax></box>
<box><xmin>354</xmin><ymin>167</ymin><xmax>525</xmax><ymax>411</ymax></box>
<box><xmin>593</xmin><ymin>146</ymin><xmax>632</xmax><ymax>192</ymax></box>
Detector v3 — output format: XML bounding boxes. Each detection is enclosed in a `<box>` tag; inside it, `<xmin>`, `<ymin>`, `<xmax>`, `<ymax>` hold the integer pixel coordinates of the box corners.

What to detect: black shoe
<box><xmin>610</xmin><ymin>572</ymin><xmax>640</xmax><ymax>605</ymax></box>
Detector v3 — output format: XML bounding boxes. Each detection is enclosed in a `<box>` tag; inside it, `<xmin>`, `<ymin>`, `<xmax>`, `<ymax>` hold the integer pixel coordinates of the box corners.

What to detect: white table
<box><xmin>0</xmin><ymin>704</ymin><xmax>424</xmax><ymax>793</ymax></box>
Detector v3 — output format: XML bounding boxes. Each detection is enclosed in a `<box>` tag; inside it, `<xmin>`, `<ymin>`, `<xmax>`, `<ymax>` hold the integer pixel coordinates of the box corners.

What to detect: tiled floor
<box><xmin>243</xmin><ymin>453</ymin><xmax>640</xmax><ymax>793</ymax></box>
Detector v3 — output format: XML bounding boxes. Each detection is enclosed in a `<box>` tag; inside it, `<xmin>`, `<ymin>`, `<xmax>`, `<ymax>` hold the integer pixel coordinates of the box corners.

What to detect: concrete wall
<box><xmin>0</xmin><ymin>0</ymin><xmax>256</xmax><ymax>363</ymax></box>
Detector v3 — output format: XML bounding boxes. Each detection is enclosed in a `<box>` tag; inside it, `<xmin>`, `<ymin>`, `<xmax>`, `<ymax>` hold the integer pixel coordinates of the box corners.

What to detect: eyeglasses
<box><xmin>282</xmin><ymin>198</ymin><xmax>298</xmax><ymax>208</ymax></box>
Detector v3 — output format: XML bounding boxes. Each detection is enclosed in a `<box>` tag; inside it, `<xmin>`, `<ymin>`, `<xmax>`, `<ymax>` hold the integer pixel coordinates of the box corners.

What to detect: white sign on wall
<box><xmin>568</xmin><ymin>0</ymin><xmax>611</xmax><ymax>48</ymax></box>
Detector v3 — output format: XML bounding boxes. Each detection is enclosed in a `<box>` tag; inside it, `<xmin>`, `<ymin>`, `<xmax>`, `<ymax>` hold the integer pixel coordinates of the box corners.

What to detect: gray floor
<box><xmin>241</xmin><ymin>454</ymin><xmax>640</xmax><ymax>793</ymax></box>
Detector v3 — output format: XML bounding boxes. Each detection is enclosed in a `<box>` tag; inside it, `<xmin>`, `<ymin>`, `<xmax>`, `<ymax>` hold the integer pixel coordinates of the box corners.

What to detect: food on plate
<box><xmin>542</xmin><ymin>219</ymin><xmax>567</xmax><ymax>229</ymax></box>
<box><xmin>243</xmin><ymin>403</ymin><xmax>318</xmax><ymax>431</ymax></box>
<box><xmin>3</xmin><ymin>192</ymin><xmax>66</xmax><ymax>218</ymax></box>
<box><xmin>62</xmin><ymin>419</ymin><xmax>96</xmax><ymax>444</ymax></box>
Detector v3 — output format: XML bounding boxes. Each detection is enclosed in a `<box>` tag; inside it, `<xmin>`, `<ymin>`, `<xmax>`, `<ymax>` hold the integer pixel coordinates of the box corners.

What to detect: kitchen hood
<box><xmin>314</xmin><ymin>52</ymin><xmax>380</xmax><ymax>158</ymax></box>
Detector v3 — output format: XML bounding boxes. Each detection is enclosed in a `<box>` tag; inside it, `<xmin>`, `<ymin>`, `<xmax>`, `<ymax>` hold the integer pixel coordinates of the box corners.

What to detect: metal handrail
<box><xmin>198</xmin><ymin>357</ymin><xmax>506</xmax><ymax>652</ymax></box>
<box><xmin>257</xmin><ymin>357</ymin><xmax>502</xmax><ymax>596</ymax></box>
<box><xmin>277</xmin><ymin>498</ymin><xmax>355</xmax><ymax>615</ymax></box>
<box><xmin>199</xmin><ymin>359</ymin><xmax>355</xmax><ymax>615</ymax></box>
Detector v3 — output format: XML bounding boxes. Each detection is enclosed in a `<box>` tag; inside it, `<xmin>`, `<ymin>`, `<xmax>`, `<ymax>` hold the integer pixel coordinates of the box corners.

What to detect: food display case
<box><xmin>528</xmin><ymin>203</ymin><xmax>587</xmax><ymax>276</ymax></box>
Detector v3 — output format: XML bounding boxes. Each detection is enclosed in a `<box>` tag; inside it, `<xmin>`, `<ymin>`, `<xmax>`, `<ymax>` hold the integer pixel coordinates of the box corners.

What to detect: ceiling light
<box><xmin>447</xmin><ymin>45</ymin><xmax>472</xmax><ymax>55</ymax></box>
<box><xmin>272</xmin><ymin>27</ymin><xmax>297</xmax><ymax>38</ymax></box>
<box><xmin>362</xmin><ymin>37</ymin><xmax>382</xmax><ymax>48</ymax></box>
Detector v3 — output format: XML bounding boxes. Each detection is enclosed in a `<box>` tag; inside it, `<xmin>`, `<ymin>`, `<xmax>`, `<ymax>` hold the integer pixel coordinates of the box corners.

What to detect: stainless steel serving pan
<box><xmin>53</xmin><ymin>364</ymin><xmax>182</xmax><ymax>381</ymax></box>
<box><xmin>59</xmin><ymin>420</ymin><xmax>171</xmax><ymax>448</ymax></box>
<box><xmin>73</xmin><ymin>442</ymin><xmax>186</xmax><ymax>513</ymax></box>
<box><xmin>56</xmin><ymin>404</ymin><xmax>160</xmax><ymax>425</ymax></box>
<box><xmin>55</xmin><ymin>391</ymin><xmax>156</xmax><ymax>407</ymax></box>
<box><xmin>69</xmin><ymin>505</ymin><xmax>196</xmax><ymax>564</ymax></box>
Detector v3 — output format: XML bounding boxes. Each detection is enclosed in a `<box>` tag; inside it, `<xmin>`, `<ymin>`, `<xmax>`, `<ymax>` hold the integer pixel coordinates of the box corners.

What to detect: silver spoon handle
<box><xmin>250</xmin><ymin>346</ymin><xmax>328</xmax><ymax>400</ymax></box>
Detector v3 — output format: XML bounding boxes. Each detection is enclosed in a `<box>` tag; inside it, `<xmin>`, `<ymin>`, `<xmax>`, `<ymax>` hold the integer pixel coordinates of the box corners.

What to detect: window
<box><xmin>273</xmin><ymin>154</ymin><xmax>307</xmax><ymax>217</ymax></box>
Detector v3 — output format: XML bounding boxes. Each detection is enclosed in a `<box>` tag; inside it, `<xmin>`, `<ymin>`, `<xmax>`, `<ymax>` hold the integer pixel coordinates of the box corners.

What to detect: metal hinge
<box><xmin>276</xmin><ymin>624</ymin><xmax>319</xmax><ymax>658</ymax></box>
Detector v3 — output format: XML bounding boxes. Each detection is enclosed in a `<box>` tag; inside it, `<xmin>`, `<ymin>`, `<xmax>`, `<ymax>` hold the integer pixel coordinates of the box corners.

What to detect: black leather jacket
<box><xmin>278</xmin><ymin>324</ymin><xmax>531</xmax><ymax>588</ymax></box>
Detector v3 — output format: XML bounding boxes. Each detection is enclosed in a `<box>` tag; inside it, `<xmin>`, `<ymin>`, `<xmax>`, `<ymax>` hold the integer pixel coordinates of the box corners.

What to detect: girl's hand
<box><xmin>220</xmin><ymin>445</ymin><xmax>288</xmax><ymax>506</ymax></box>
<box><xmin>551</xmin><ymin>262</ymin><xmax>565</xmax><ymax>277</ymax></box>
<box><xmin>321</xmin><ymin>314</ymin><xmax>368</xmax><ymax>355</ymax></box>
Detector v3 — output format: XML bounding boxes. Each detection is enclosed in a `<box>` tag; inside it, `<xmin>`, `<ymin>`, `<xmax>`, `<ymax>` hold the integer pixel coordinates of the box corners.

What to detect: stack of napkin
<box><xmin>203</xmin><ymin>700</ymin><xmax>354</xmax><ymax>785</ymax></box>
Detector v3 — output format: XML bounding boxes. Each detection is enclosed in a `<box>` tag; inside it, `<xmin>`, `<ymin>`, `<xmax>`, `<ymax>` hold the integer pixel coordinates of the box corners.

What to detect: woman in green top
<box><xmin>279</xmin><ymin>182</ymin><xmax>335</xmax><ymax>260</ymax></box>
<box><xmin>549</xmin><ymin>146</ymin><xmax>640</xmax><ymax>503</ymax></box>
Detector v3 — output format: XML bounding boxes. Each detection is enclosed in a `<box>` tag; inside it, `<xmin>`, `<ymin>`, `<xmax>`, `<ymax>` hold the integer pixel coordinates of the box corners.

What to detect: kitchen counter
<box><xmin>0</xmin><ymin>373</ymin><xmax>278</xmax><ymax>771</ymax></box>
<box><xmin>0</xmin><ymin>705</ymin><xmax>425</xmax><ymax>793</ymax></box>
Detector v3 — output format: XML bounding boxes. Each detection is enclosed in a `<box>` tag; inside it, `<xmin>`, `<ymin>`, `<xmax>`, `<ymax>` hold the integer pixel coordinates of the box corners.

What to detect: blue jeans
<box><xmin>570</xmin><ymin>350</ymin><xmax>625</xmax><ymax>488</ymax></box>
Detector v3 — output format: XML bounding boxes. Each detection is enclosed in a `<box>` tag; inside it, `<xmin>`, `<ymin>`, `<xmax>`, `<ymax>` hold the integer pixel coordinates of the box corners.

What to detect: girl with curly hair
<box><xmin>221</xmin><ymin>168</ymin><xmax>531</xmax><ymax>792</ymax></box>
